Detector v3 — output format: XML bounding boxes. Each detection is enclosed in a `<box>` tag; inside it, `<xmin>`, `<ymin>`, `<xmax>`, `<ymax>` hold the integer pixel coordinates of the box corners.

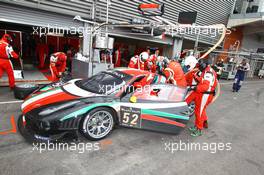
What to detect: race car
<box><xmin>18</xmin><ymin>68</ymin><xmax>191</xmax><ymax>141</ymax></box>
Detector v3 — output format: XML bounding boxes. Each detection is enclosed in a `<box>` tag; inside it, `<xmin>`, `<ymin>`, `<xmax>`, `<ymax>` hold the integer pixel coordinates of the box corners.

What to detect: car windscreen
<box><xmin>75</xmin><ymin>72</ymin><xmax>129</xmax><ymax>94</ymax></box>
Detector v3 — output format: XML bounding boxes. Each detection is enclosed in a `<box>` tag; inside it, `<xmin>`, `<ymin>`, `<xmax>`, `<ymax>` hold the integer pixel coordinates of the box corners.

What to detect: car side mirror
<box><xmin>129</xmin><ymin>96</ymin><xmax>137</xmax><ymax>103</ymax></box>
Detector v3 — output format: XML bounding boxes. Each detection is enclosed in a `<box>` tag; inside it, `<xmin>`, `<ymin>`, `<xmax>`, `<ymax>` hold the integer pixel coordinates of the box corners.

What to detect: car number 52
<box><xmin>123</xmin><ymin>113</ymin><xmax>139</xmax><ymax>125</ymax></box>
<box><xmin>120</xmin><ymin>106</ymin><xmax>141</xmax><ymax>128</ymax></box>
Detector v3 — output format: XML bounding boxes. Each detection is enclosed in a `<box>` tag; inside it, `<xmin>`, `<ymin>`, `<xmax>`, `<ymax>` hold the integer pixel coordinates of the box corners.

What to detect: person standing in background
<box><xmin>36</xmin><ymin>36</ymin><xmax>49</xmax><ymax>69</ymax></box>
<box><xmin>233</xmin><ymin>59</ymin><xmax>250</xmax><ymax>92</ymax></box>
<box><xmin>114</xmin><ymin>46</ymin><xmax>121</xmax><ymax>67</ymax></box>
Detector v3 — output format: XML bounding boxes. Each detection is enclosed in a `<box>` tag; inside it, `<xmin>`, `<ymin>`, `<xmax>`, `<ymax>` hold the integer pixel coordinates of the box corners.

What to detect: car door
<box><xmin>119</xmin><ymin>84</ymin><xmax>190</xmax><ymax>134</ymax></box>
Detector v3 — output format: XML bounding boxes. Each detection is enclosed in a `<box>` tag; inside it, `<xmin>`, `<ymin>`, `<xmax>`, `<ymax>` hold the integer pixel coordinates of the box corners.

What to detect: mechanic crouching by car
<box><xmin>49</xmin><ymin>52</ymin><xmax>67</xmax><ymax>82</ymax></box>
<box><xmin>232</xmin><ymin>59</ymin><xmax>250</xmax><ymax>92</ymax></box>
<box><xmin>185</xmin><ymin>58</ymin><xmax>218</xmax><ymax>137</ymax></box>
<box><xmin>0</xmin><ymin>34</ymin><xmax>19</xmax><ymax>90</ymax></box>
<box><xmin>128</xmin><ymin>52</ymin><xmax>149</xmax><ymax>70</ymax></box>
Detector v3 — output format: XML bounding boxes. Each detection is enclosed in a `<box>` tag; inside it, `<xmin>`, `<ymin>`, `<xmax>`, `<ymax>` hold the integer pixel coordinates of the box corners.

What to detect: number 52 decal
<box><xmin>120</xmin><ymin>106</ymin><xmax>141</xmax><ymax>128</ymax></box>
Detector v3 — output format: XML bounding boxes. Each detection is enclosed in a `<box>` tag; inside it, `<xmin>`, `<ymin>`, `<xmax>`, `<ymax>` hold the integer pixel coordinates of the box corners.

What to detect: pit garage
<box><xmin>0</xmin><ymin>3</ymin><xmax>81</xmax><ymax>86</ymax></box>
<box><xmin>1</xmin><ymin>1</ymin><xmax>264</xmax><ymax>175</ymax></box>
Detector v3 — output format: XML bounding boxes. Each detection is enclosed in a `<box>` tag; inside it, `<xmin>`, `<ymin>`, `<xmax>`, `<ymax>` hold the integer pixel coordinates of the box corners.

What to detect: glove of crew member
<box><xmin>187</xmin><ymin>86</ymin><xmax>197</xmax><ymax>92</ymax></box>
<box><xmin>148</xmin><ymin>62</ymin><xmax>153</xmax><ymax>69</ymax></box>
<box><xmin>57</xmin><ymin>72</ymin><xmax>62</xmax><ymax>78</ymax></box>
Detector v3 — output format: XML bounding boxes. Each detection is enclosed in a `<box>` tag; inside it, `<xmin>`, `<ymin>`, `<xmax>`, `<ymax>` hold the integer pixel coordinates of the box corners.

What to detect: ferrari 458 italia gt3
<box><xmin>18</xmin><ymin>69</ymin><xmax>191</xmax><ymax>141</ymax></box>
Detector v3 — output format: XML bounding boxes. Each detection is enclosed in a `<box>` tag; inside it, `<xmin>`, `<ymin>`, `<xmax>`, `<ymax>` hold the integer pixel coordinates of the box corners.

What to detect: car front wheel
<box><xmin>80</xmin><ymin>107</ymin><xmax>115</xmax><ymax>141</ymax></box>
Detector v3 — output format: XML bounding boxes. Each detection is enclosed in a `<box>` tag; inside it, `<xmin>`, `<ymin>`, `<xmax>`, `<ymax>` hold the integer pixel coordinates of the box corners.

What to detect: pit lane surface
<box><xmin>0</xmin><ymin>80</ymin><xmax>264</xmax><ymax>175</ymax></box>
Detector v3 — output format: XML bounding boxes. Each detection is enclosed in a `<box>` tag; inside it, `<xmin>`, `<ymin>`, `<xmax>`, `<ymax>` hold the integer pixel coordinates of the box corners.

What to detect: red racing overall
<box><xmin>163</xmin><ymin>61</ymin><xmax>187</xmax><ymax>88</ymax></box>
<box><xmin>114</xmin><ymin>48</ymin><xmax>121</xmax><ymax>67</ymax></box>
<box><xmin>128</xmin><ymin>55</ymin><xmax>146</xmax><ymax>70</ymax></box>
<box><xmin>49</xmin><ymin>52</ymin><xmax>67</xmax><ymax>82</ymax></box>
<box><xmin>0</xmin><ymin>34</ymin><xmax>19</xmax><ymax>89</ymax></box>
<box><xmin>36</xmin><ymin>43</ymin><xmax>49</xmax><ymax>69</ymax></box>
<box><xmin>146</xmin><ymin>54</ymin><xmax>158</xmax><ymax>73</ymax></box>
<box><xmin>185</xmin><ymin>66</ymin><xmax>217</xmax><ymax>130</ymax></box>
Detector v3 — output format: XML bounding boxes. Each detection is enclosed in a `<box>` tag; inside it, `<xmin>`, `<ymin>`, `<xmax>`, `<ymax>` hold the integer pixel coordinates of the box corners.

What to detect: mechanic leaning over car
<box><xmin>232</xmin><ymin>59</ymin><xmax>250</xmax><ymax>93</ymax></box>
<box><xmin>128</xmin><ymin>52</ymin><xmax>149</xmax><ymax>70</ymax></box>
<box><xmin>155</xmin><ymin>56</ymin><xmax>166</xmax><ymax>75</ymax></box>
<box><xmin>184</xmin><ymin>57</ymin><xmax>218</xmax><ymax>137</ymax></box>
<box><xmin>162</xmin><ymin>58</ymin><xmax>187</xmax><ymax>88</ymax></box>
<box><xmin>0</xmin><ymin>34</ymin><xmax>19</xmax><ymax>90</ymax></box>
<box><xmin>49</xmin><ymin>52</ymin><xmax>67</xmax><ymax>82</ymax></box>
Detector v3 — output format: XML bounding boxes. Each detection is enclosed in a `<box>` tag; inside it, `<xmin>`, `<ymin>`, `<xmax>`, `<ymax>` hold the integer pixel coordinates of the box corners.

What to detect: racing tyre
<box><xmin>14</xmin><ymin>84</ymin><xmax>39</xmax><ymax>100</ymax></box>
<box><xmin>80</xmin><ymin>107</ymin><xmax>115</xmax><ymax>141</ymax></box>
<box><xmin>17</xmin><ymin>115</ymin><xmax>36</xmax><ymax>143</ymax></box>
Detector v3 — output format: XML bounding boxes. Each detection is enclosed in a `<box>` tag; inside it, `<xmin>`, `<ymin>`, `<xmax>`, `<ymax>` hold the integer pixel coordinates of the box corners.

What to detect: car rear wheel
<box><xmin>80</xmin><ymin>107</ymin><xmax>115</xmax><ymax>141</ymax></box>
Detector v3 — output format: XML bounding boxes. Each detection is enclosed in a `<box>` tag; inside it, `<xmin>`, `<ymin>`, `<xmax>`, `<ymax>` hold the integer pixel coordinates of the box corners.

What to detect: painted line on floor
<box><xmin>0</xmin><ymin>115</ymin><xmax>17</xmax><ymax>135</ymax></box>
<box><xmin>220</xmin><ymin>80</ymin><xmax>264</xmax><ymax>85</ymax></box>
<box><xmin>220</xmin><ymin>82</ymin><xmax>233</xmax><ymax>85</ymax></box>
<box><xmin>0</xmin><ymin>100</ymin><xmax>23</xmax><ymax>105</ymax></box>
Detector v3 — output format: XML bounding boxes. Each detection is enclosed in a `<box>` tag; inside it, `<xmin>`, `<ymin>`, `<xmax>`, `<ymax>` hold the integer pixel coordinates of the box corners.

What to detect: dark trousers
<box><xmin>233</xmin><ymin>70</ymin><xmax>245</xmax><ymax>92</ymax></box>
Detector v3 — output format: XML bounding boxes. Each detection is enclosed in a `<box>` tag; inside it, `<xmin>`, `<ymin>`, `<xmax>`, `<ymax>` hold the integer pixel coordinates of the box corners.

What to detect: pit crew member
<box><xmin>185</xmin><ymin>59</ymin><xmax>218</xmax><ymax>137</ymax></box>
<box><xmin>163</xmin><ymin>60</ymin><xmax>187</xmax><ymax>88</ymax></box>
<box><xmin>114</xmin><ymin>46</ymin><xmax>121</xmax><ymax>67</ymax></box>
<box><xmin>128</xmin><ymin>52</ymin><xmax>149</xmax><ymax>70</ymax></box>
<box><xmin>146</xmin><ymin>49</ymin><xmax>160</xmax><ymax>73</ymax></box>
<box><xmin>0</xmin><ymin>34</ymin><xmax>19</xmax><ymax>89</ymax></box>
<box><xmin>36</xmin><ymin>38</ymin><xmax>49</xmax><ymax>69</ymax></box>
<box><xmin>49</xmin><ymin>52</ymin><xmax>67</xmax><ymax>82</ymax></box>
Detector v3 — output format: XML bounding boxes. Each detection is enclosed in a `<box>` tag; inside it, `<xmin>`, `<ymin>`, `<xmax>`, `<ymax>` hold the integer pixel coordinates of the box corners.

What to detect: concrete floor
<box><xmin>0</xmin><ymin>66</ymin><xmax>49</xmax><ymax>86</ymax></box>
<box><xmin>0</xmin><ymin>80</ymin><xmax>264</xmax><ymax>175</ymax></box>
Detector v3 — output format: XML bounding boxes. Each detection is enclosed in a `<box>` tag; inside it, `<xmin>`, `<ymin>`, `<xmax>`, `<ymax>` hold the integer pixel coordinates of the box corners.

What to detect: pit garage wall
<box><xmin>1</xmin><ymin>0</ymin><xmax>235</xmax><ymax>45</ymax></box>
<box><xmin>0</xmin><ymin>3</ymin><xmax>83</xmax><ymax>29</ymax></box>
<box><xmin>219</xmin><ymin>26</ymin><xmax>264</xmax><ymax>78</ymax></box>
<box><xmin>222</xmin><ymin>26</ymin><xmax>264</xmax><ymax>54</ymax></box>
<box><xmin>0</xmin><ymin>0</ymin><xmax>236</xmax><ymax>61</ymax></box>
<box><xmin>218</xmin><ymin>27</ymin><xmax>244</xmax><ymax>62</ymax></box>
<box><xmin>241</xmin><ymin>35</ymin><xmax>264</xmax><ymax>52</ymax></box>
<box><xmin>241</xmin><ymin>35</ymin><xmax>264</xmax><ymax>77</ymax></box>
